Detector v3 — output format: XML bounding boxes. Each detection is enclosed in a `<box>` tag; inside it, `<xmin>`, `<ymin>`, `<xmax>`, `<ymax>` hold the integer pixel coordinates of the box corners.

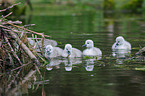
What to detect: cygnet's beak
<box><xmin>82</xmin><ymin>44</ymin><xmax>87</xmax><ymax>47</ymax></box>
<box><xmin>46</xmin><ymin>51</ymin><xmax>50</xmax><ymax>55</ymax></box>
<box><xmin>68</xmin><ymin>51</ymin><xmax>71</xmax><ymax>55</ymax></box>
<box><xmin>67</xmin><ymin>51</ymin><xmax>71</xmax><ymax>58</ymax></box>
<box><xmin>115</xmin><ymin>41</ymin><xmax>120</xmax><ymax>48</ymax></box>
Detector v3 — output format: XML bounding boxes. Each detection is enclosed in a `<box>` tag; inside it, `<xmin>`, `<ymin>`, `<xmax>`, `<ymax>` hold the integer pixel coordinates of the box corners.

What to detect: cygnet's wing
<box><xmin>53</xmin><ymin>47</ymin><xmax>63</xmax><ymax>57</ymax></box>
<box><xmin>93</xmin><ymin>47</ymin><xmax>102</xmax><ymax>56</ymax></box>
<box><xmin>62</xmin><ymin>50</ymin><xmax>68</xmax><ymax>57</ymax></box>
<box><xmin>124</xmin><ymin>41</ymin><xmax>131</xmax><ymax>50</ymax></box>
<box><xmin>72</xmin><ymin>48</ymin><xmax>82</xmax><ymax>57</ymax></box>
<box><xmin>38</xmin><ymin>39</ymin><xmax>57</xmax><ymax>48</ymax></box>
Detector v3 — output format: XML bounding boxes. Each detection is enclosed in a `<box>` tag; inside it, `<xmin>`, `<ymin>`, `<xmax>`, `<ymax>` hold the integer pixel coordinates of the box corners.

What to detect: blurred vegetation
<box><xmin>1</xmin><ymin>0</ymin><xmax>145</xmax><ymax>18</ymax></box>
<box><xmin>25</xmin><ymin>0</ymin><xmax>145</xmax><ymax>12</ymax></box>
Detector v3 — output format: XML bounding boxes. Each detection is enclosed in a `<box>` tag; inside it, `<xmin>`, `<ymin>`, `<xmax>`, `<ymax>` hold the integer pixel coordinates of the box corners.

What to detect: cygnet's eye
<box><xmin>66</xmin><ymin>48</ymin><xmax>68</xmax><ymax>50</ymax></box>
<box><xmin>87</xmin><ymin>42</ymin><xmax>89</xmax><ymax>44</ymax></box>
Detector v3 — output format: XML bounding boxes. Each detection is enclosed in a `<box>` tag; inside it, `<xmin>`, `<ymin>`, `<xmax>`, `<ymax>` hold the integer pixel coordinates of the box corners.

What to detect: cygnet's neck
<box><xmin>87</xmin><ymin>46</ymin><xmax>93</xmax><ymax>49</ymax></box>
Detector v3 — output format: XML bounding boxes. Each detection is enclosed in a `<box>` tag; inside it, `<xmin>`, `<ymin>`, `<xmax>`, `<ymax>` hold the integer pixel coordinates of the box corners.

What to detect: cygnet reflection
<box><xmin>46</xmin><ymin>59</ymin><xmax>62</xmax><ymax>71</ymax></box>
<box><xmin>83</xmin><ymin>55</ymin><xmax>102</xmax><ymax>71</ymax></box>
<box><xmin>63</xmin><ymin>58</ymin><xmax>82</xmax><ymax>71</ymax></box>
<box><xmin>112</xmin><ymin>50</ymin><xmax>131</xmax><ymax>64</ymax></box>
<box><xmin>112</xmin><ymin>50</ymin><xmax>131</xmax><ymax>58</ymax></box>
<box><xmin>64</xmin><ymin>59</ymin><xmax>72</xmax><ymax>71</ymax></box>
<box><xmin>84</xmin><ymin>59</ymin><xmax>95</xmax><ymax>71</ymax></box>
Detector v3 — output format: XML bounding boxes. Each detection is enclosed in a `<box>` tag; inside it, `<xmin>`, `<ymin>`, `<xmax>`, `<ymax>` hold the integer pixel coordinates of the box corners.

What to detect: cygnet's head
<box><xmin>115</xmin><ymin>36</ymin><xmax>125</xmax><ymax>46</ymax></box>
<box><xmin>45</xmin><ymin>45</ymin><xmax>53</xmax><ymax>55</ymax></box>
<box><xmin>83</xmin><ymin>40</ymin><xmax>94</xmax><ymax>48</ymax></box>
<box><xmin>64</xmin><ymin>44</ymin><xmax>72</xmax><ymax>55</ymax></box>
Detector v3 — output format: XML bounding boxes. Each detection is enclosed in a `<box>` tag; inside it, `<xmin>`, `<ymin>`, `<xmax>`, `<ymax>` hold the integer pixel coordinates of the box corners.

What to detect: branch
<box><xmin>6</xmin><ymin>22</ymin><xmax>50</xmax><ymax>37</ymax></box>
<box><xmin>1</xmin><ymin>12</ymin><xmax>13</xmax><ymax>19</ymax></box>
<box><xmin>11</xmin><ymin>61</ymin><xmax>32</xmax><ymax>71</ymax></box>
<box><xmin>4</xmin><ymin>36</ymin><xmax>23</xmax><ymax>65</ymax></box>
<box><xmin>8</xmin><ymin>31</ymin><xmax>41</xmax><ymax>66</ymax></box>
<box><xmin>0</xmin><ymin>2</ymin><xmax>21</xmax><ymax>12</ymax></box>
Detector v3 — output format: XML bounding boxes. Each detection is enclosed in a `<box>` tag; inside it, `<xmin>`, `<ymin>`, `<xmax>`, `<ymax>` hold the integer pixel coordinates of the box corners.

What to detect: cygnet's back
<box><xmin>62</xmin><ymin>44</ymin><xmax>82</xmax><ymax>58</ymax></box>
<box><xmin>83</xmin><ymin>47</ymin><xmax>102</xmax><ymax>56</ymax></box>
<box><xmin>38</xmin><ymin>39</ymin><xmax>57</xmax><ymax>48</ymax></box>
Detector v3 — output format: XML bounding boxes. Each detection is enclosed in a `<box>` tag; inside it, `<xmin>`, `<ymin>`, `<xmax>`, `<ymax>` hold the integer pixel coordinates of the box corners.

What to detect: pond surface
<box><xmin>3</xmin><ymin>1</ymin><xmax>145</xmax><ymax>96</ymax></box>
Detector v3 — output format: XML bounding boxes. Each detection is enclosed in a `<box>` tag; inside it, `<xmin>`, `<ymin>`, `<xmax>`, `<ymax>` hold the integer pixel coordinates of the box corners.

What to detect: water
<box><xmin>2</xmin><ymin>1</ymin><xmax>145</xmax><ymax>96</ymax></box>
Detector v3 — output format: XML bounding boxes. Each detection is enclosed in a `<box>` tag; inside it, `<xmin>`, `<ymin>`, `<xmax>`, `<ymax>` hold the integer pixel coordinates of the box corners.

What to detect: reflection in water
<box><xmin>0</xmin><ymin>69</ymin><xmax>37</xmax><ymax>96</ymax></box>
<box><xmin>46</xmin><ymin>59</ymin><xmax>62</xmax><ymax>71</ymax></box>
<box><xmin>64</xmin><ymin>59</ymin><xmax>72</xmax><ymax>71</ymax></box>
<box><xmin>63</xmin><ymin>58</ymin><xmax>82</xmax><ymax>71</ymax></box>
<box><xmin>46</xmin><ymin>58</ymin><xmax>82</xmax><ymax>71</ymax></box>
<box><xmin>45</xmin><ymin>57</ymin><xmax>104</xmax><ymax>72</ymax></box>
<box><xmin>112</xmin><ymin>50</ymin><xmax>131</xmax><ymax>64</ymax></box>
<box><xmin>84</xmin><ymin>59</ymin><xmax>95</xmax><ymax>71</ymax></box>
<box><xmin>83</xmin><ymin>56</ymin><xmax>102</xmax><ymax>71</ymax></box>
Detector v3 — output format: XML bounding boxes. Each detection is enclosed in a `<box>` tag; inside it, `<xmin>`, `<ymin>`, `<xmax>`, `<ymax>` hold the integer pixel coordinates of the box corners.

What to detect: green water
<box><xmin>2</xmin><ymin>1</ymin><xmax>145</xmax><ymax>96</ymax></box>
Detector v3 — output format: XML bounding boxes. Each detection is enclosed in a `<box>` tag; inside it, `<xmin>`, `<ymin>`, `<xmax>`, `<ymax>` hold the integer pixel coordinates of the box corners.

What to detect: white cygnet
<box><xmin>83</xmin><ymin>40</ymin><xmax>102</xmax><ymax>56</ymax></box>
<box><xmin>62</xmin><ymin>44</ymin><xmax>82</xmax><ymax>58</ymax></box>
<box><xmin>45</xmin><ymin>45</ymin><xmax>63</xmax><ymax>58</ymax></box>
<box><xmin>112</xmin><ymin>36</ymin><xmax>131</xmax><ymax>50</ymax></box>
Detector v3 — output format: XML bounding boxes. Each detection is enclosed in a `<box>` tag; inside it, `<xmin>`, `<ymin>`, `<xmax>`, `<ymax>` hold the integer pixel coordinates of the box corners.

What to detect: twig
<box><xmin>7</xmin><ymin>69</ymin><xmax>36</xmax><ymax>94</ymax></box>
<box><xmin>42</xmin><ymin>71</ymin><xmax>46</xmax><ymax>96</ymax></box>
<box><xmin>41</xmin><ymin>35</ymin><xmax>45</xmax><ymax>56</ymax></box>
<box><xmin>0</xmin><ymin>2</ymin><xmax>21</xmax><ymax>12</ymax></box>
<box><xmin>1</xmin><ymin>20</ymin><xmax>22</xmax><ymax>25</ymax></box>
<box><xmin>11</xmin><ymin>61</ymin><xmax>32</xmax><ymax>71</ymax></box>
<box><xmin>4</xmin><ymin>36</ymin><xmax>23</xmax><ymax>65</ymax></box>
<box><xmin>0</xmin><ymin>25</ymin><xmax>12</xmax><ymax>29</ymax></box>
<box><xmin>1</xmin><ymin>12</ymin><xmax>13</xmax><ymax>19</ymax></box>
<box><xmin>6</xmin><ymin>22</ymin><xmax>50</xmax><ymax>37</ymax></box>
<box><xmin>6</xmin><ymin>69</ymin><xmax>22</xmax><ymax>93</ymax></box>
<box><xmin>24</xmin><ymin>24</ymin><xmax>35</xmax><ymax>27</ymax></box>
<box><xmin>34</xmin><ymin>63</ymin><xmax>43</xmax><ymax>80</ymax></box>
<box><xmin>2</xmin><ymin>29</ymin><xmax>30</xmax><ymax>33</ymax></box>
<box><xmin>0</xmin><ymin>25</ymin><xmax>30</xmax><ymax>33</ymax></box>
<box><xmin>8</xmin><ymin>31</ymin><xmax>41</xmax><ymax>66</ymax></box>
